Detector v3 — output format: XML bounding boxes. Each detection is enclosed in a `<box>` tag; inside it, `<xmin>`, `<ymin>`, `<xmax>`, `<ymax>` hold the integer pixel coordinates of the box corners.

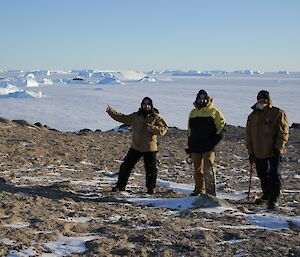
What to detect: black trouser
<box><xmin>117</xmin><ymin>148</ymin><xmax>158</xmax><ymax>190</ymax></box>
<box><xmin>256</xmin><ymin>155</ymin><xmax>282</xmax><ymax>203</ymax></box>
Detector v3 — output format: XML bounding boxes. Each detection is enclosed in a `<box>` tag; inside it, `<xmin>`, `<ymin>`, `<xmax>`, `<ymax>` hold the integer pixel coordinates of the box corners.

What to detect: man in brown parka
<box><xmin>106</xmin><ymin>97</ymin><xmax>168</xmax><ymax>194</ymax></box>
<box><xmin>246</xmin><ymin>90</ymin><xmax>289</xmax><ymax>209</ymax></box>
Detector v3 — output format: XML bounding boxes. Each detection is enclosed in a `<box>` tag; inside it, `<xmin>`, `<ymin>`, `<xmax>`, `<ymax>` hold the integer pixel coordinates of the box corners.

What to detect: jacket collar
<box><xmin>137</xmin><ymin>108</ymin><xmax>159</xmax><ymax>117</ymax></box>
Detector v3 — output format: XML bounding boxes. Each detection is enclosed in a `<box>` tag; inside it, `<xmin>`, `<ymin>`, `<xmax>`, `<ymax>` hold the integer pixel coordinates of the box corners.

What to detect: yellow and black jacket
<box><xmin>188</xmin><ymin>98</ymin><xmax>226</xmax><ymax>153</ymax></box>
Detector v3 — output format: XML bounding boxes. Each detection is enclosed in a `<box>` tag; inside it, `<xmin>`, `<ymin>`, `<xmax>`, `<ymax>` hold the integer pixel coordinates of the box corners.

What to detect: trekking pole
<box><xmin>247</xmin><ymin>163</ymin><xmax>254</xmax><ymax>201</ymax></box>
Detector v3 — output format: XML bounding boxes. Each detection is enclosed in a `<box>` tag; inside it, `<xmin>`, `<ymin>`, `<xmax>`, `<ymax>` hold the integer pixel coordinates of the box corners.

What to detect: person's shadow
<box><xmin>0</xmin><ymin>182</ymin><xmax>126</xmax><ymax>204</ymax></box>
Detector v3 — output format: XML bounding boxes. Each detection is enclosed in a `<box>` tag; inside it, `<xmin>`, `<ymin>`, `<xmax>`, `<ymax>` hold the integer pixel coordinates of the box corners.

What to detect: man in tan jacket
<box><xmin>106</xmin><ymin>97</ymin><xmax>168</xmax><ymax>194</ymax></box>
<box><xmin>246</xmin><ymin>90</ymin><xmax>289</xmax><ymax>209</ymax></box>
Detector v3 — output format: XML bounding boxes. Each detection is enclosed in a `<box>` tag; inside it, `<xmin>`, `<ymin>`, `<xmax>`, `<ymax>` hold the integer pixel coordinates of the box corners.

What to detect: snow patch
<box><xmin>59</xmin><ymin>217</ymin><xmax>92</xmax><ymax>223</ymax></box>
<box><xmin>248</xmin><ymin>213</ymin><xmax>300</xmax><ymax>230</ymax></box>
<box><xmin>42</xmin><ymin>235</ymin><xmax>99</xmax><ymax>256</ymax></box>
<box><xmin>7</xmin><ymin>247</ymin><xmax>37</xmax><ymax>257</ymax></box>
<box><xmin>5</xmin><ymin>222</ymin><xmax>31</xmax><ymax>228</ymax></box>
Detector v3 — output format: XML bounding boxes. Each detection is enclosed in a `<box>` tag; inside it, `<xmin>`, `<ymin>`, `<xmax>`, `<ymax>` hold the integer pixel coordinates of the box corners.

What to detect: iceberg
<box><xmin>53</xmin><ymin>78</ymin><xmax>67</xmax><ymax>84</ymax></box>
<box><xmin>0</xmin><ymin>82</ymin><xmax>42</xmax><ymax>98</ymax></box>
<box><xmin>139</xmin><ymin>76</ymin><xmax>156</xmax><ymax>82</ymax></box>
<box><xmin>7</xmin><ymin>90</ymin><xmax>42</xmax><ymax>98</ymax></box>
<box><xmin>91</xmin><ymin>72</ymin><xmax>105</xmax><ymax>78</ymax></box>
<box><xmin>278</xmin><ymin>70</ymin><xmax>290</xmax><ymax>75</ymax></box>
<box><xmin>253</xmin><ymin>70</ymin><xmax>264</xmax><ymax>75</ymax></box>
<box><xmin>28</xmin><ymin>70</ymin><xmax>51</xmax><ymax>76</ymax></box>
<box><xmin>78</xmin><ymin>70</ymin><xmax>92</xmax><ymax>78</ymax></box>
<box><xmin>172</xmin><ymin>70</ymin><xmax>213</xmax><ymax>77</ymax></box>
<box><xmin>26</xmin><ymin>78</ymin><xmax>39</xmax><ymax>87</ymax></box>
<box><xmin>98</xmin><ymin>76</ymin><xmax>122</xmax><ymax>85</ymax></box>
<box><xmin>116</xmin><ymin>71</ymin><xmax>145</xmax><ymax>81</ymax></box>
<box><xmin>25</xmin><ymin>73</ymin><xmax>35</xmax><ymax>79</ymax></box>
<box><xmin>233</xmin><ymin>70</ymin><xmax>254</xmax><ymax>75</ymax></box>
<box><xmin>39</xmin><ymin>78</ymin><xmax>54</xmax><ymax>85</ymax></box>
<box><xmin>0</xmin><ymin>83</ymin><xmax>22</xmax><ymax>95</ymax></box>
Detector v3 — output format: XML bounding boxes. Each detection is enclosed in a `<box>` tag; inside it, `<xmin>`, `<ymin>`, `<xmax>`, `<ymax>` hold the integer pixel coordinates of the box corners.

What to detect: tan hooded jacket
<box><xmin>107</xmin><ymin>108</ymin><xmax>168</xmax><ymax>152</ymax></box>
<box><xmin>246</xmin><ymin>102</ymin><xmax>289</xmax><ymax>159</ymax></box>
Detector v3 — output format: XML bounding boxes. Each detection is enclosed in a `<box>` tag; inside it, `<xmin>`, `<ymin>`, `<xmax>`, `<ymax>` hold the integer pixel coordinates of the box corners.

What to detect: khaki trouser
<box><xmin>191</xmin><ymin>151</ymin><xmax>216</xmax><ymax>195</ymax></box>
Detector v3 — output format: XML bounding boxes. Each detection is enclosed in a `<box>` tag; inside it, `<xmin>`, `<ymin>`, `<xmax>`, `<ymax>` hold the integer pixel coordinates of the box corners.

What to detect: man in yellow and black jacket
<box><xmin>187</xmin><ymin>90</ymin><xmax>226</xmax><ymax>196</ymax></box>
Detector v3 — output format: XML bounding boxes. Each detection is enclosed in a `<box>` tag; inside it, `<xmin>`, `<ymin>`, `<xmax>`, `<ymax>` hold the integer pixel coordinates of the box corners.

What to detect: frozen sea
<box><xmin>0</xmin><ymin>71</ymin><xmax>299</xmax><ymax>131</ymax></box>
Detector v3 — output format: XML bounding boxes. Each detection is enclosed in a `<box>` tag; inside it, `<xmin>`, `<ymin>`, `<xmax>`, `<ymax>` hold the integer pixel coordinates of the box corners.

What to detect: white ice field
<box><xmin>0</xmin><ymin>70</ymin><xmax>299</xmax><ymax>131</ymax></box>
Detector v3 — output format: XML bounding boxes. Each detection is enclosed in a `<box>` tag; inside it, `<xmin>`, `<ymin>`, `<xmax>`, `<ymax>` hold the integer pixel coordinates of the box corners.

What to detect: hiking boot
<box><xmin>254</xmin><ymin>195</ymin><xmax>268</xmax><ymax>204</ymax></box>
<box><xmin>112</xmin><ymin>186</ymin><xmax>126</xmax><ymax>192</ymax></box>
<box><xmin>190</xmin><ymin>192</ymin><xmax>201</xmax><ymax>196</ymax></box>
<box><xmin>267</xmin><ymin>201</ymin><xmax>277</xmax><ymax>210</ymax></box>
<box><xmin>147</xmin><ymin>188</ymin><xmax>154</xmax><ymax>194</ymax></box>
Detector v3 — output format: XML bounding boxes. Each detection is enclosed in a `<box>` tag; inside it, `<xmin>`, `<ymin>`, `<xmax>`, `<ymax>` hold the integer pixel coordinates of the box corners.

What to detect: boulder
<box><xmin>12</xmin><ymin>119</ymin><xmax>37</xmax><ymax>128</ymax></box>
<box><xmin>34</xmin><ymin>122</ymin><xmax>44</xmax><ymax>128</ymax></box>
<box><xmin>291</xmin><ymin>123</ymin><xmax>300</xmax><ymax>129</ymax></box>
<box><xmin>0</xmin><ymin>117</ymin><xmax>14</xmax><ymax>128</ymax></box>
<box><xmin>77</xmin><ymin>128</ymin><xmax>93</xmax><ymax>135</ymax></box>
<box><xmin>192</xmin><ymin>194</ymin><xmax>232</xmax><ymax>208</ymax></box>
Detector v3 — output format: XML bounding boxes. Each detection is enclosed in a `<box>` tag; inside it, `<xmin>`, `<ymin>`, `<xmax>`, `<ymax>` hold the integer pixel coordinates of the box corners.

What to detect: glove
<box><xmin>249</xmin><ymin>154</ymin><xmax>256</xmax><ymax>164</ymax></box>
<box><xmin>185</xmin><ymin>148</ymin><xmax>192</xmax><ymax>164</ymax></box>
<box><xmin>272</xmin><ymin>148</ymin><xmax>280</xmax><ymax>156</ymax></box>
<box><xmin>208</xmin><ymin>134</ymin><xmax>223</xmax><ymax>148</ymax></box>
<box><xmin>185</xmin><ymin>148</ymin><xmax>191</xmax><ymax>155</ymax></box>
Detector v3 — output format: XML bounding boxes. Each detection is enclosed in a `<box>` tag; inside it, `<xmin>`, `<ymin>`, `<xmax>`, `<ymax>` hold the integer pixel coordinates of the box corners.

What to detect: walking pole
<box><xmin>247</xmin><ymin>163</ymin><xmax>254</xmax><ymax>201</ymax></box>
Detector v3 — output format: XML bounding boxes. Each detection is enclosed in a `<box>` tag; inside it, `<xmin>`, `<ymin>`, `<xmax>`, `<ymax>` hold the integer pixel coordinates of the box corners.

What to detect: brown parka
<box><xmin>246</xmin><ymin>102</ymin><xmax>289</xmax><ymax>159</ymax></box>
<box><xmin>107</xmin><ymin>108</ymin><xmax>168</xmax><ymax>152</ymax></box>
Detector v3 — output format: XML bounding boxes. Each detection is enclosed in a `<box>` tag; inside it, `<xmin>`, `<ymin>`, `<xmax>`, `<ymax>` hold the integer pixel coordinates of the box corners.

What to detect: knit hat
<box><xmin>141</xmin><ymin>97</ymin><xmax>153</xmax><ymax>108</ymax></box>
<box><xmin>257</xmin><ymin>90</ymin><xmax>270</xmax><ymax>101</ymax></box>
<box><xmin>196</xmin><ymin>89</ymin><xmax>209</xmax><ymax>100</ymax></box>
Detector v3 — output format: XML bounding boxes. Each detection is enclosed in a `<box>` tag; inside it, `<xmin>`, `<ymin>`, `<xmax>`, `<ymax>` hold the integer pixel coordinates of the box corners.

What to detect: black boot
<box><xmin>255</xmin><ymin>180</ymin><xmax>270</xmax><ymax>204</ymax></box>
<box><xmin>269</xmin><ymin>182</ymin><xmax>281</xmax><ymax>203</ymax></box>
<box><xmin>190</xmin><ymin>192</ymin><xmax>201</xmax><ymax>196</ymax></box>
<box><xmin>254</xmin><ymin>195</ymin><xmax>269</xmax><ymax>204</ymax></box>
<box><xmin>267</xmin><ymin>182</ymin><xmax>281</xmax><ymax>209</ymax></box>
<box><xmin>147</xmin><ymin>188</ymin><xmax>154</xmax><ymax>194</ymax></box>
<box><xmin>267</xmin><ymin>201</ymin><xmax>277</xmax><ymax>210</ymax></box>
<box><xmin>265</xmin><ymin>182</ymin><xmax>281</xmax><ymax>209</ymax></box>
<box><xmin>112</xmin><ymin>186</ymin><xmax>126</xmax><ymax>192</ymax></box>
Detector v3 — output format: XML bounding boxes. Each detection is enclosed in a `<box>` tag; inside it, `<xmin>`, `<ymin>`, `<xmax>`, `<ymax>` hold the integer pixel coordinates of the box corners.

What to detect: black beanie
<box><xmin>257</xmin><ymin>90</ymin><xmax>270</xmax><ymax>100</ymax></box>
<box><xmin>141</xmin><ymin>97</ymin><xmax>153</xmax><ymax>108</ymax></box>
<box><xmin>196</xmin><ymin>89</ymin><xmax>209</xmax><ymax>100</ymax></box>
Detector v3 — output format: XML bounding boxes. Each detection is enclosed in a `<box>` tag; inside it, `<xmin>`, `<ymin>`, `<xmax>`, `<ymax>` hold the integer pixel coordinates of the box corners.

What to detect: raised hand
<box><xmin>106</xmin><ymin>105</ymin><xmax>112</xmax><ymax>113</ymax></box>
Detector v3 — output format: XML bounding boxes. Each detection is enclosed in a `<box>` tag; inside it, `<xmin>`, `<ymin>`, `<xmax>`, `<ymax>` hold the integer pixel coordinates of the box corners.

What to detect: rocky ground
<box><xmin>0</xmin><ymin>117</ymin><xmax>299</xmax><ymax>256</ymax></box>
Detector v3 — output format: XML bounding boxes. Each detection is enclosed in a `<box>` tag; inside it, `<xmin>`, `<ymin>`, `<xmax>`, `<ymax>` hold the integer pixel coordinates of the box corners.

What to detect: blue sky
<box><xmin>1</xmin><ymin>0</ymin><xmax>300</xmax><ymax>71</ymax></box>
